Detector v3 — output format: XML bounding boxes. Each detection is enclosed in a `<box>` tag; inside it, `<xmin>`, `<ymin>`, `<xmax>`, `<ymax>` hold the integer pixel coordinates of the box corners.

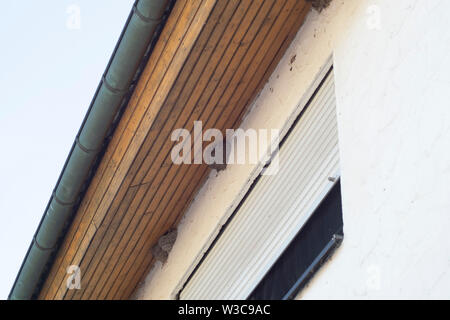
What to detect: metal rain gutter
<box><xmin>9</xmin><ymin>0</ymin><xmax>172</xmax><ymax>300</ymax></box>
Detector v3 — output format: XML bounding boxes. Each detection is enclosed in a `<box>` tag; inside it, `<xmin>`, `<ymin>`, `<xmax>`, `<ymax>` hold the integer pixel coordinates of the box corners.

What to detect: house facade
<box><xmin>10</xmin><ymin>0</ymin><xmax>450</xmax><ymax>300</ymax></box>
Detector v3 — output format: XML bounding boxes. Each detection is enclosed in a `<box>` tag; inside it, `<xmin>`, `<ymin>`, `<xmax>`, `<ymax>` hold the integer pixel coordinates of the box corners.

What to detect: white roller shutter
<box><xmin>181</xmin><ymin>69</ymin><xmax>339</xmax><ymax>300</ymax></box>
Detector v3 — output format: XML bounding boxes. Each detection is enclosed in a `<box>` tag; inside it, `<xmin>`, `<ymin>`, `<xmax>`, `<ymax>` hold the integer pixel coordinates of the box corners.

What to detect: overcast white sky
<box><xmin>0</xmin><ymin>0</ymin><xmax>134</xmax><ymax>299</ymax></box>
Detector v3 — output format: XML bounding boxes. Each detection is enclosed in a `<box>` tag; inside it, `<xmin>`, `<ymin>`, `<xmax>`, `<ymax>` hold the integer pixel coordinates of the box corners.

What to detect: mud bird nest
<box><xmin>307</xmin><ymin>0</ymin><xmax>332</xmax><ymax>12</ymax></box>
<box><xmin>151</xmin><ymin>228</ymin><xmax>178</xmax><ymax>264</ymax></box>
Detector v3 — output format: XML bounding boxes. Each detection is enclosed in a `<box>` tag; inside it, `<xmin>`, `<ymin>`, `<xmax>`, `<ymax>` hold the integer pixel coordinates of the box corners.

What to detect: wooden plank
<box><xmin>220</xmin><ymin>0</ymin><xmax>310</xmax><ymax>132</ymax></box>
<box><xmin>45</xmin><ymin>0</ymin><xmax>207</xmax><ymax>300</ymax></box>
<box><xmin>115</xmin><ymin>167</ymin><xmax>210</xmax><ymax>299</ymax></box>
<box><xmin>63</xmin><ymin>184</ymin><xmax>141</xmax><ymax>300</ymax></box>
<box><xmin>240</xmin><ymin>0</ymin><xmax>311</xmax><ymax>124</ymax></box>
<box><xmin>121</xmin><ymin>255</ymin><xmax>155</xmax><ymax>300</ymax></box>
<box><xmin>130</xmin><ymin>0</ymin><xmax>246</xmax><ymax>186</ymax></box>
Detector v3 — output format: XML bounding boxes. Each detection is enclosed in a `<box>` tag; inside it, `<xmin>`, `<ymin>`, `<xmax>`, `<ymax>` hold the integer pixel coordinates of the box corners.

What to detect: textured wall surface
<box><xmin>137</xmin><ymin>0</ymin><xmax>450</xmax><ymax>299</ymax></box>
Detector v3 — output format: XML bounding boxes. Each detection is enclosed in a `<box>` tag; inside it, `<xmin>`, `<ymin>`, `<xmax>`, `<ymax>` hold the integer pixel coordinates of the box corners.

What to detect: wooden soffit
<box><xmin>38</xmin><ymin>0</ymin><xmax>311</xmax><ymax>300</ymax></box>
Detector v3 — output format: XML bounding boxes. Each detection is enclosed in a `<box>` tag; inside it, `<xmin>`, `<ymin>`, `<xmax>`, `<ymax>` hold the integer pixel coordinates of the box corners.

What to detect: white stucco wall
<box><xmin>137</xmin><ymin>0</ymin><xmax>450</xmax><ymax>300</ymax></box>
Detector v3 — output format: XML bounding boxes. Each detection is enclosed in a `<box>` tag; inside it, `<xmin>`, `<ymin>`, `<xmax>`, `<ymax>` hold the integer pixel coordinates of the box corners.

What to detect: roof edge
<box><xmin>9</xmin><ymin>0</ymin><xmax>175</xmax><ymax>300</ymax></box>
